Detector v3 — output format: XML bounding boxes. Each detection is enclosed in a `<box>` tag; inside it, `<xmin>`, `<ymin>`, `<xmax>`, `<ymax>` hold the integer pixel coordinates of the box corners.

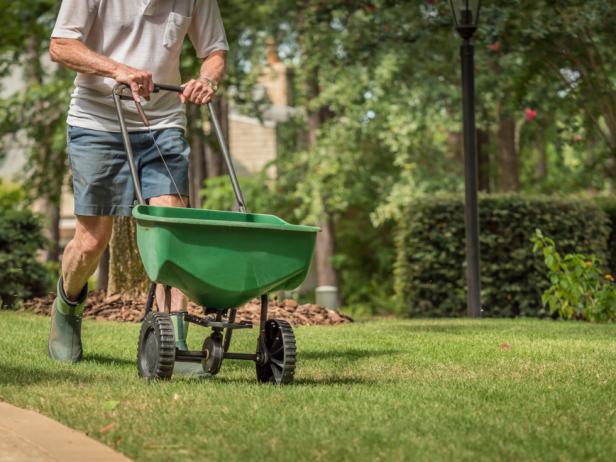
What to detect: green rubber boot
<box><xmin>170</xmin><ymin>312</ymin><xmax>208</xmax><ymax>378</ymax></box>
<box><xmin>171</xmin><ymin>313</ymin><xmax>189</xmax><ymax>351</ymax></box>
<box><xmin>48</xmin><ymin>278</ymin><xmax>88</xmax><ymax>363</ymax></box>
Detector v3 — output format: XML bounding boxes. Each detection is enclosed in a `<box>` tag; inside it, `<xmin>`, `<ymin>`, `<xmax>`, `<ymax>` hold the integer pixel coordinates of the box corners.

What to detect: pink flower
<box><xmin>487</xmin><ymin>42</ymin><xmax>502</xmax><ymax>53</ymax></box>
<box><xmin>525</xmin><ymin>108</ymin><xmax>537</xmax><ymax>122</ymax></box>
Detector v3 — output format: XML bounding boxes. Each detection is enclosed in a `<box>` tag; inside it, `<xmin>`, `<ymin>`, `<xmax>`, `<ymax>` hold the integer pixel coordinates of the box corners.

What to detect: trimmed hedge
<box><xmin>394</xmin><ymin>194</ymin><xmax>610</xmax><ymax>318</ymax></box>
<box><xmin>0</xmin><ymin>208</ymin><xmax>51</xmax><ymax>307</ymax></box>
<box><xmin>595</xmin><ymin>197</ymin><xmax>616</xmax><ymax>275</ymax></box>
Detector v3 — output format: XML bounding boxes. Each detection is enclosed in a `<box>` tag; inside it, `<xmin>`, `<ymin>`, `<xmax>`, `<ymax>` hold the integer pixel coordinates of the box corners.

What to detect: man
<box><xmin>48</xmin><ymin>0</ymin><xmax>227</xmax><ymax>362</ymax></box>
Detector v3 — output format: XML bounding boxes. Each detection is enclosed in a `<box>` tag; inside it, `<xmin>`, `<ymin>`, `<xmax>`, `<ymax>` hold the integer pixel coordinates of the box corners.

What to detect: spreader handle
<box><xmin>154</xmin><ymin>83</ymin><xmax>183</xmax><ymax>93</ymax></box>
<box><xmin>157</xmin><ymin>83</ymin><xmax>249</xmax><ymax>212</ymax></box>
<box><xmin>112</xmin><ymin>82</ymin><xmax>247</xmax><ymax>213</ymax></box>
<box><xmin>112</xmin><ymin>83</ymin><xmax>145</xmax><ymax>205</ymax></box>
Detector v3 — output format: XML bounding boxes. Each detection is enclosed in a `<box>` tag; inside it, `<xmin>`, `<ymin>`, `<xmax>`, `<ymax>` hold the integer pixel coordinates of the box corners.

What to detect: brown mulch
<box><xmin>19</xmin><ymin>290</ymin><xmax>352</xmax><ymax>327</ymax></box>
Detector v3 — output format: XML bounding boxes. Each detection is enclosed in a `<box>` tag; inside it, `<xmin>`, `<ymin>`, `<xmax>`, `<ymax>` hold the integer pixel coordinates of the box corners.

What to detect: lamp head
<box><xmin>449</xmin><ymin>0</ymin><xmax>482</xmax><ymax>40</ymax></box>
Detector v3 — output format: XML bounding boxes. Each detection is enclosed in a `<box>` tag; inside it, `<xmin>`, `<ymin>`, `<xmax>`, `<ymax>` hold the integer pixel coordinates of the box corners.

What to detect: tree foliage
<box><xmin>2</xmin><ymin>1</ymin><xmax>615</xmax><ymax>310</ymax></box>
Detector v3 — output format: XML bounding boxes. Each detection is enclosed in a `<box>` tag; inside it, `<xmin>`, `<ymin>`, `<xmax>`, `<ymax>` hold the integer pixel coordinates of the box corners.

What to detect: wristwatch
<box><xmin>198</xmin><ymin>76</ymin><xmax>219</xmax><ymax>93</ymax></box>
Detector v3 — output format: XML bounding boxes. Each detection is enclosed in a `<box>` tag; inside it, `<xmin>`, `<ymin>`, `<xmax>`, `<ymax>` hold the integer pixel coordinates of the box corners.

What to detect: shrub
<box><xmin>394</xmin><ymin>194</ymin><xmax>609</xmax><ymax>317</ymax></box>
<box><xmin>594</xmin><ymin>197</ymin><xmax>616</xmax><ymax>275</ymax></box>
<box><xmin>531</xmin><ymin>229</ymin><xmax>616</xmax><ymax>322</ymax></box>
<box><xmin>0</xmin><ymin>180</ymin><xmax>25</xmax><ymax>209</ymax></box>
<box><xmin>201</xmin><ymin>174</ymin><xmax>288</xmax><ymax>215</ymax></box>
<box><xmin>0</xmin><ymin>208</ymin><xmax>51</xmax><ymax>307</ymax></box>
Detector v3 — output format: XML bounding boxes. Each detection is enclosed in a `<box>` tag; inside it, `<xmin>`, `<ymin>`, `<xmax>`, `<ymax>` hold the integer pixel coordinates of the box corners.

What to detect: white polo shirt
<box><xmin>51</xmin><ymin>0</ymin><xmax>228</xmax><ymax>132</ymax></box>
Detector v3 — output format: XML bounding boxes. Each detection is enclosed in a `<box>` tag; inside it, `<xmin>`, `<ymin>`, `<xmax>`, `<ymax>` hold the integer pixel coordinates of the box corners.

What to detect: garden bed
<box><xmin>20</xmin><ymin>290</ymin><xmax>352</xmax><ymax>326</ymax></box>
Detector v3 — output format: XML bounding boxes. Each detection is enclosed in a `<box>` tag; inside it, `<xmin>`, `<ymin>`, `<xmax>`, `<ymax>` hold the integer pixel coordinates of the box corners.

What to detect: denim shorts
<box><xmin>67</xmin><ymin>126</ymin><xmax>190</xmax><ymax>216</ymax></box>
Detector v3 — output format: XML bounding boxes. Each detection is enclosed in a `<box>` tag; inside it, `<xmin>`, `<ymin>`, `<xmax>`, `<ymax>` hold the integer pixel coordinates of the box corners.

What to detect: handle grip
<box><xmin>113</xmin><ymin>83</ymin><xmax>184</xmax><ymax>100</ymax></box>
<box><xmin>112</xmin><ymin>82</ymin><xmax>183</xmax><ymax>126</ymax></box>
<box><xmin>154</xmin><ymin>83</ymin><xmax>183</xmax><ymax>93</ymax></box>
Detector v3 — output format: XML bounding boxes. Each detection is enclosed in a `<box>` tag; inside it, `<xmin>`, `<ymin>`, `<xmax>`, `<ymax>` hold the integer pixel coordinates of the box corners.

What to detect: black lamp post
<box><xmin>449</xmin><ymin>0</ymin><xmax>482</xmax><ymax>317</ymax></box>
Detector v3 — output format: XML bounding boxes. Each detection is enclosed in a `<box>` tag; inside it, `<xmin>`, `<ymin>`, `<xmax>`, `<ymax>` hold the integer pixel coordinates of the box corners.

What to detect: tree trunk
<box><xmin>306</xmin><ymin>66</ymin><xmax>339</xmax><ymax>292</ymax></box>
<box><xmin>447</xmin><ymin>131</ymin><xmax>463</xmax><ymax>164</ymax></box>
<box><xmin>316</xmin><ymin>216</ymin><xmax>338</xmax><ymax>286</ymax></box>
<box><xmin>497</xmin><ymin>117</ymin><xmax>520</xmax><ymax>192</ymax></box>
<box><xmin>97</xmin><ymin>246</ymin><xmax>110</xmax><ymax>292</ymax></box>
<box><xmin>188</xmin><ymin>105</ymin><xmax>207</xmax><ymax>208</ymax></box>
<box><xmin>32</xmin><ymin>199</ymin><xmax>60</xmax><ymax>263</ymax></box>
<box><xmin>107</xmin><ymin>217</ymin><xmax>147</xmax><ymax>296</ymax></box>
<box><xmin>535</xmin><ymin>127</ymin><xmax>548</xmax><ymax>182</ymax></box>
<box><xmin>48</xmin><ymin>204</ymin><xmax>60</xmax><ymax>262</ymax></box>
<box><xmin>477</xmin><ymin>128</ymin><xmax>490</xmax><ymax>192</ymax></box>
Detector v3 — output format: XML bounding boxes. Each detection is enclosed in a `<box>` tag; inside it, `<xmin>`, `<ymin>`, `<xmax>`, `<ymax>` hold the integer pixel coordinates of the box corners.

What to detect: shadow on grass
<box><xmin>0</xmin><ymin>363</ymin><xmax>87</xmax><ymax>386</ymax></box>
<box><xmin>299</xmin><ymin>348</ymin><xmax>402</xmax><ymax>361</ymax></box>
<box><xmin>82</xmin><ymin>353</ymin><xmax>135</xmax><ymax>367</ymax></box>
<box><xmin>212</xmin><ymin>375</ymin><xmax>376</xmax><ymax>386</ymax></box>
<box><xmin>294</xmin><ymin>376</ymin><xmax>381</xmax><ymax>385</ymax></box>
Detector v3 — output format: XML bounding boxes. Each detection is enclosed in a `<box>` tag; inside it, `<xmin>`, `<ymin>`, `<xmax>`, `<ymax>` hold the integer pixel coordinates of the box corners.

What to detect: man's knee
<box><xmin>73</xmin><ymin>216</ymin><xmax>113</xmax><ymax>259</ymax></box>
<box><xmin>78</xmin><ymin>234</ymin><xmax>108</xmax><ymax>259</ymax></box>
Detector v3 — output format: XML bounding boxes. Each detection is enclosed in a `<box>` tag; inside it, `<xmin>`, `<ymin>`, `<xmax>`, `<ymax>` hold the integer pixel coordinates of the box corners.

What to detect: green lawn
<box><xmin>1</xmin><ymin>312</ymin><xmax>615</xmax><ymax>461</ymax></box>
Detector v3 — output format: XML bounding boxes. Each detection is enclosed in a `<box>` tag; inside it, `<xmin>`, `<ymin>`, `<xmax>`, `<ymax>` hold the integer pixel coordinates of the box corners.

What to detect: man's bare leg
<box><xmin>49</xmin><ymin>215</ymin><xmax>113</xmax><ymax>362</ymax></box>
<box><xmin>149</xmin><ymin>195</ymin><xmax>189</xmax><ymax>350</ymax></box>
<box><xmin>62</xmin><ymin>216</ymin><xmax>113</xmax><ymax>299</ymax></box>
<box><xmin>149</xmin><ymin>195</ymin><xmax>188</xmax><ymax>312</ymax></box>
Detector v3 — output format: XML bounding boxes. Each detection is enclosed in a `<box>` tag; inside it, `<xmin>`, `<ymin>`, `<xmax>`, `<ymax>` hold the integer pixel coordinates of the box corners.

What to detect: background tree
<box><xmin>2</xmin><ymin>0</ymin><xmax>615</xmax><ymax>310</ymax></box>
<box><xmin>0</xmin><ymin>0</ymin><xmax>70</xmax><ymax>263</ymax></box>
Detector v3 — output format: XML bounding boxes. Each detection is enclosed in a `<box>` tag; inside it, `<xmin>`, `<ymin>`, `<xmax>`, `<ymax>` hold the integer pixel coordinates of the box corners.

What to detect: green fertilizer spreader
<box><xmin>113</xmin><ymin>83</ymin><xmax>318</xmax><ymax>384</ymax></box>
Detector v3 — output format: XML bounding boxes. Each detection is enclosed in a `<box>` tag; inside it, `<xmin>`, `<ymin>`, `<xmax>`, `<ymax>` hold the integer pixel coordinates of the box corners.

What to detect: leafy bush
<box><xmin>0</xmin><ymin>208</ymin><xmax>51</xmax><ymax>307</ymax></box>
<box><xmin>531</xmin><ymin>229</ymin><xmax>616</xmax><ymax>322</ymax></box>
<box><xmin>201</xmin><ymin>173</ymin><xmax>292</xmax><ymax>216</ymax></box>
<box><xmin>394</xmin><ymin>194</ymin><xmax>609</xmax><ymax>317</ymax></box>
<box><xmin>0</xmin><ymin>180</ymin><xmax>25</xmax><ymax>209</ymax></box>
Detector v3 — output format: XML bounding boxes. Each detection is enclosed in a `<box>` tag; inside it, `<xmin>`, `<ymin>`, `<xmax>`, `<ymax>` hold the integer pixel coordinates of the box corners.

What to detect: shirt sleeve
<box><xmin>188</xmin><ymin>0</ymin><xmax>229</xmax><ymax>58</ymax></box>
<box><xmin>51</xmin><ymin>0</ymin><xmax>100</xmax><ymax>41</ymax></box>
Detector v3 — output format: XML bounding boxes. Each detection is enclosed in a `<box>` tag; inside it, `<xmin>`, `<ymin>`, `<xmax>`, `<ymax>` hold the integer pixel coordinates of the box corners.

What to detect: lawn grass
<box><xmin>1</xmin><ymin>312</ymin><xmax>615</xmax><ymax>461</ymax></box>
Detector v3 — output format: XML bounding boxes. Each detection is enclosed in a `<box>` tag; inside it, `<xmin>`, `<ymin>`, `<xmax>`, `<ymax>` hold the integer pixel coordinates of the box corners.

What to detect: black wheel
<box><xmin>256</xmin><ymin>320</ymin><xmax>296</xmax><ymax>385</ymax></box>
<box><xmin>137</xmin><ymin>312</ymin><xmax>175</xmax><ymax>380</ymax></box>
<box><xmin>202</xmin><ymin>334</ymin><xmax>224</xmax><ymax>375</ymax></box>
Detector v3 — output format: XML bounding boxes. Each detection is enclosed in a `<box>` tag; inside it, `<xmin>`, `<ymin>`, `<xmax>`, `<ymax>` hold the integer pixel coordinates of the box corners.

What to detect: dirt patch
<box><xmin>20</xmin><ymin>290</ymin><xmax>352</xmax><ymax>327</ymax></box>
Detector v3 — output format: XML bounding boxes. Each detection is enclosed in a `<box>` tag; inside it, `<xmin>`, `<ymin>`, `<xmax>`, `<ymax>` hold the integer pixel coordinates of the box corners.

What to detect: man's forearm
<box><xmin>179</xmin><ymin>51</ymin><xmax>226</xmax><ymax>104</ymax></box>
<box><xmin>49</xmin><ymin>38</ymin><xmax>120</xmax><ymax>78</ymax></box>
<box><xmin>199</xmin><ymin>51</ymin><xmax>226</xmax><ymax>84</ymax></box>
<box><xmin>49</xmin><ymin>38</ymin><xmax>154</xmax><ymax>100</ymax></box>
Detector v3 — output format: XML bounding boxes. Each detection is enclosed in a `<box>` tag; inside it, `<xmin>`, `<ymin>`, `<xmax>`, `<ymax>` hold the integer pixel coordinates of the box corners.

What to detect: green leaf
<box><xmin>102</xmin><ymin>400</ymin><xmax>120</xmax><ymax>412</ymax></box>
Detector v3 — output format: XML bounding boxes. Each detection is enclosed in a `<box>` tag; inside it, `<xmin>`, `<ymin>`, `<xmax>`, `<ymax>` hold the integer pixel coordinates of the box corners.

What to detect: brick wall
<box><xmin>228</xmin><ymin>114</ymin><xmax>277</xmax><ymax>177</ymax></box>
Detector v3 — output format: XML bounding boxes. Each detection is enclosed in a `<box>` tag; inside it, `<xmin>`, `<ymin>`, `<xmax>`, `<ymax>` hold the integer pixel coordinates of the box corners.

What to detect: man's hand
<box><xmin>113</xmin><ymin>64</ymin><xmax>154</xmax><ymax>102</ymax></box>
<box><xmin>180</xmin><ymin>78</ymin><xmax>216</xmax><ymax>105</ymax></box>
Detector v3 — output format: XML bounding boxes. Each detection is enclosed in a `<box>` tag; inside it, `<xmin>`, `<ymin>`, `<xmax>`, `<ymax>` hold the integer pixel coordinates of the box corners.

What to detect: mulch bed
<box><xmin>20</xmin><ymin>290</ymin><xmax>352</xmax><ymax>327</ymax></box>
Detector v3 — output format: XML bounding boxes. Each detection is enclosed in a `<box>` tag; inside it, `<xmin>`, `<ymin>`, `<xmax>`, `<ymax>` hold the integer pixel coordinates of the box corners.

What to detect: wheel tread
<box><xmin>256</xmin><ymin>319</ymin><xmax>297</xmax><ymax>385</ymax></box>
<box><xmin>137</xmin><ymin>312</ymin><xmax>176</xmax><ymax>380</ymax></box>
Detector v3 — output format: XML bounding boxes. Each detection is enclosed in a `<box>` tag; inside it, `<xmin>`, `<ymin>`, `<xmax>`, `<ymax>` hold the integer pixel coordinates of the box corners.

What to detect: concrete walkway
<box><xmin>0</xmin><ymin>402</ymin><xmax>132</xmax><ymax>462</ymax></box>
